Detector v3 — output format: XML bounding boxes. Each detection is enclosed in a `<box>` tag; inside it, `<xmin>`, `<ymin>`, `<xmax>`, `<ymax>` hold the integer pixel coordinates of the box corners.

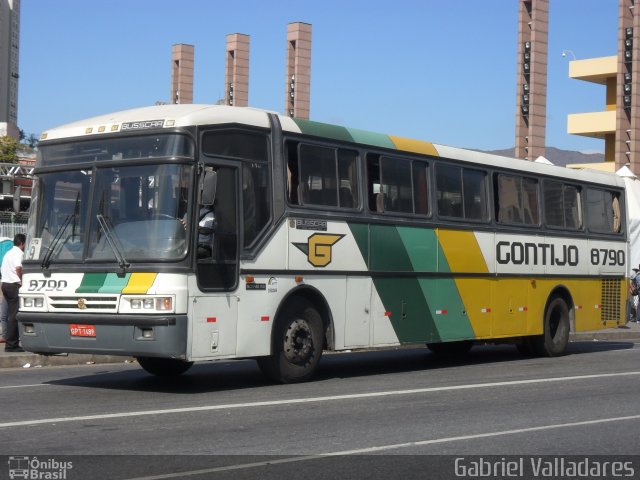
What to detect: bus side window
<box><xmin>286</xmin><ymin>141</ymin><xmax>299</xmax><ymax>205</ymax></box>
<box><xmin>197</xmin><ymin>166</ymin><xmax>238</xmax><ymax>291</ymax></box>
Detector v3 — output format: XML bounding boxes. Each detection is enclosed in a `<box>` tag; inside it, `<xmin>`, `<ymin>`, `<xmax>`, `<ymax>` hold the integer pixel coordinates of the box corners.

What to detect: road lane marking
<box><xmin>0</xmin><ymin>383</ymin><xmax>50</xmax><ymax>390</ymax></box>
<box><xmin>1</xmin><ymin>370</ymin><xmax>639</xmax><ymax>429</ymax></box>
<box><xmin>122</xmin><ymin>413</ymin><xmax>640</xmax><ymax>480</ymax></box>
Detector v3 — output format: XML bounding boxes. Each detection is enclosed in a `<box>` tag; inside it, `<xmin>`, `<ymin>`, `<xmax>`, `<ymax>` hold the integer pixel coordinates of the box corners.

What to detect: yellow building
<box><xmin>566</xmin><ymin>56</ymin><xmax>617</xmax><ymax>172</ymax></box>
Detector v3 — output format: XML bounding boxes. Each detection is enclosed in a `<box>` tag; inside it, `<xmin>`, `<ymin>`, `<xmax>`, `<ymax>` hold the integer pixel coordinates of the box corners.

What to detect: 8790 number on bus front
<box><xmin>590</xmin><ymin>248</ymin><xmax>625</xmax><ymax>266</ymax></box>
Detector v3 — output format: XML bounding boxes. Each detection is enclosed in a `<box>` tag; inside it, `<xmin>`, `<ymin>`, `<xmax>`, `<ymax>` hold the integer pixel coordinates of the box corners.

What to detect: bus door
<box><xmin>191</xmin><ymin>164</ymin><xmax>240</xmax><ymax>358</ymax></box>
<box><xmin>344</xmin><ymin>277</ymin><xmax>372</xmax><ymax>347</ymax></box>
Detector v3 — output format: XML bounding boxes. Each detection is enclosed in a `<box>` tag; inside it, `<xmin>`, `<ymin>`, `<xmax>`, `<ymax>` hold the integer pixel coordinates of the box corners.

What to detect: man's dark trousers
<box><xmin>1</xmin><ymin>282</ymin><xmax>20</xmax><ymax>349</ymax></box>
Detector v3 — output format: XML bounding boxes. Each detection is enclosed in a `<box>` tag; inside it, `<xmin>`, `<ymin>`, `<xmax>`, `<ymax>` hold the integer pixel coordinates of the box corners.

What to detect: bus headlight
<box><xmin>156</xmin><ymin>297</ymin><xmax>173</xmax><ymax>311</ymax></box>
<box><xmin>22</xmin><ymin>296</ymin><xmax>45</xmax><ymax>310</ymax></box>
<box><xmin>121</xmin><ymin>296</ymin><xmax>174</xmax><ymax>313</ymax></box>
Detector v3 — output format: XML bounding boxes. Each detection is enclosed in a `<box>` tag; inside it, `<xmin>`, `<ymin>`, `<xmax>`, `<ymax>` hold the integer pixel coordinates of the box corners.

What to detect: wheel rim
<box><xmin>283</xmin><ymin>319</ymin><xmax>314</xmax><ymax>365</ymax></box>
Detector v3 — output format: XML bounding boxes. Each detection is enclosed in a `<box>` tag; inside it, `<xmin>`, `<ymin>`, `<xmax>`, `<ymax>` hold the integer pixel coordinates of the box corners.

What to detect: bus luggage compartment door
<box><xmin>190</xmin><ymin>295</ymin><xmax>238</xmax><ymax>358</ymax></box>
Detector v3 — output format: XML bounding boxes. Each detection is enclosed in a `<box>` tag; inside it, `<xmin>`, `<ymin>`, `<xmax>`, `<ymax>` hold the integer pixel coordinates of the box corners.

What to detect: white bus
<box><xmin>19</xmin><ymin>104</ymin><xmax>628</xmax><ymax>382</ymax></box>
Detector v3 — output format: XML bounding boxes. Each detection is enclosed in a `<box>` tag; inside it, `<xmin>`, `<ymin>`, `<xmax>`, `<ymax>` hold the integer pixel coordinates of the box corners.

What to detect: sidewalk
<box><xmin>1</xmin><ymin>322</ymin><xmax>639</xmax><ymax>369</ymax></box>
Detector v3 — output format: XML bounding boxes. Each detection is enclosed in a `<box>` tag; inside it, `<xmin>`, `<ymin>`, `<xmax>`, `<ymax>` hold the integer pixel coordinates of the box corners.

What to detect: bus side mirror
<box><xmin>201</xmin><ymin>170</ymin><xmax>217</xmax><ymax>207</ymax></box>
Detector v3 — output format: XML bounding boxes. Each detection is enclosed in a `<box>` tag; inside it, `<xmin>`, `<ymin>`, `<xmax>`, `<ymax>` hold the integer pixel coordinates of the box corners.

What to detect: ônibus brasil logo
<box><xmin>8</xmin><ymin>456</ymin><xmax>73</xmax><ymax>479</ymax></box>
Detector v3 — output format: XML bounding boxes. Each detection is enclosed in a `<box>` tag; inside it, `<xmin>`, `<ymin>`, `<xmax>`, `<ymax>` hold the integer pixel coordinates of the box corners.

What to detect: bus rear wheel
<box><xmin>136</xmin><ymin>356</ymin><xmax>194</xmax><ymax>376</ymax></box>
<box><xmin>532</xmin><ymin>296</ymin><xmax>570</xmax><ymax>357</ymax></box>
<box><xmin>257</xmin><ymin>297</ymin><xmax>324</xmax><ymax>384</ymax></box>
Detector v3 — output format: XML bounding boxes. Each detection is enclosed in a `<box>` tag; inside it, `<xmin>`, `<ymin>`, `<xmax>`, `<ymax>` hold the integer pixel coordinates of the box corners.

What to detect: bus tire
<box><xmin>426</xmin><ymin>340</ymin><xmax>473</xmax><ymax>356</ymax></box>
<box><xmin>257</xmin><ymin>297</ymin><xmax>324</xmax><ymax>384</ymax></box>
<box><xmin>136</xmin><ymin>356</ymin><xmax>193</xmax><ymax>376</ymax></box>
<box><xmin>532</xmin><ymin>296</ymin><xmax>570</xmax><ymax>357</ymax></box>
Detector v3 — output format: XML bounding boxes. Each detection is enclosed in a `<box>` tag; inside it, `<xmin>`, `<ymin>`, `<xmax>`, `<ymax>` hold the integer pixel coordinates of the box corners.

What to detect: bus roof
<box><xmin>40</xmin><ymin>104</ymin><xmax>622</xmax><ymax>188</ymax></box>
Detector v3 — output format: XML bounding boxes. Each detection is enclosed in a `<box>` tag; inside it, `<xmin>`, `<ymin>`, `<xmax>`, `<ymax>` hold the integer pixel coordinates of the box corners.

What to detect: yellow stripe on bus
<box><xmin>436</xmin><ymin>229</ymin><xmax>491</xmax><ymax>338</ymax></box>
<box><xmin>436</xmin><ymin>229</ymin><xmax>488</xmax><ymax>273</ymax></box>
<box><xmin>389</xmin><ymin>135</ymin><xmax>439</xmax><ymax>157</ymax></box>
<box><xmin>122</xmin><ymin>273</ymin><xmax>158</xmax><ymax>294</ymax></box>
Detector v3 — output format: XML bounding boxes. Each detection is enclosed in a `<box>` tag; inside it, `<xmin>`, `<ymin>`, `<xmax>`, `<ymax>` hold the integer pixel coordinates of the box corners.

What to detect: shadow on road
<box><xmin>45</xmin><ymin>340</ymin><xmax>636</xmax><ymax>394</ymax></box>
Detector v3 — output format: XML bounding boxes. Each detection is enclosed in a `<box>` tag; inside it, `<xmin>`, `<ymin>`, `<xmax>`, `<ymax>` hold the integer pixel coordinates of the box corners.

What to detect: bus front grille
<box><xmin>48</xmin><ymin>296</ymin><xmax>119</xmax><ymax>312</ymax></box>
<box><xmin>600</xmin><ymin>279</ymin><xmax>621</xmax><ymax>322</ymax></box>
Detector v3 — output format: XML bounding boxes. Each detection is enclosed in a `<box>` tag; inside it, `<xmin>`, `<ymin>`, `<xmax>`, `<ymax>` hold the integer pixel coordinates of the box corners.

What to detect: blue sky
<box><xmin>18</xmin><ymin>0</ymin><xmax>617</xmax><ymax>153</ymax></box>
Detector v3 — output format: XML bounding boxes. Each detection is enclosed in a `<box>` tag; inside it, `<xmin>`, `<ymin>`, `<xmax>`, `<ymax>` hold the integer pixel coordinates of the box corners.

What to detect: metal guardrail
<box><xmin>0</xmin><ymin>162</ymin><xmax>34</xmax><ymax>178</ymax></box>
<box><xmin>0</xmin><ymin>223</ymin><xmax>27</xmax><ymax>239</ymax></box>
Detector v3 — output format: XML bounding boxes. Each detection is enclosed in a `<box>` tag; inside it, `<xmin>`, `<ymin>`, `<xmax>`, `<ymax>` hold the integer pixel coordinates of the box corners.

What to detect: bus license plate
<box><xmin>69</xmin><ymin>324</ymin><xmax>96</xmax><ymax>337</ymax></box>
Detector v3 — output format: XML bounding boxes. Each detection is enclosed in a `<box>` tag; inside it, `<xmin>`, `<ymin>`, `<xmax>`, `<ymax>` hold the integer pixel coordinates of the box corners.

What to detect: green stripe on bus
<box><xmin>396</xmin><ymin>226</ymin><xmax>439</xmax><ymax>271</ymax></box>
<box><xmin>76</xmin><ymin>273</ymin><xmax>108</xmax><ymax>293</ymax></box>
<box><xmin>349</xmin><ymin>223</ymin><xmax>475</xmax><ymax>343</ymax></box>
<box><xmin>368</xmin><ymin>225</ymin><xmax>440</xmax><ymax>343</ymax></box>
<box><xmin>346</xmin><ymin>128</ymin><xmax>396</xmax><ymax>149</ymax></box>
<box><xmin>375</xmin><ymin>277</ymin><xmax>441</xmax><ymax>343</ymax></box>
<box><xmin>417</xmin><ymin>278</ymin><xmax>476</xmax><ymax>341</ymax></box>
<box><xmin>98</xmin><ymin>273</ymin><xmax>132</xmax><ymax>293</ymax></box>
<box><xmin>369</xmin><ymin>225</ymin><xmax>414</xmax><ymax>271</ymax></box>
<box><xmin>348</xmin><ymin>223</ymin><xmax>370</xmax><ymax>266</ymax></box>
<box><xmin>293</xmin><ymin>118</ymin><xmax>354</xmax><ymax>143</ymax></box>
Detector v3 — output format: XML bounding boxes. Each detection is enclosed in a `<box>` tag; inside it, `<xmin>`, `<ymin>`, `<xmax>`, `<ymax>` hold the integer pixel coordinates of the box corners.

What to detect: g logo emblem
<box><xmin>77</xmin><ymin>298</ymin><xmax>87</xmax><ymax>310</ymax></box>
<box><xmin>293</xmin><ymin>233</ymin><xmax>344</xmax><ymax>267</ymax></box>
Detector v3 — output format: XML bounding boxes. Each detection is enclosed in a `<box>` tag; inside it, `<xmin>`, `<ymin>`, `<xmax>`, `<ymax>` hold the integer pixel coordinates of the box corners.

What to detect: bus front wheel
<box><xmin>532</xmin><ymin>296</ymin><xmax>570</xmax><ymax>357</ymax></box>
<box><xmin>136</xmin><ymin>356</ymin><xmax>194</xmax><ymax>376</ymax></box>
<box><xmin>257</xmin><ymin>297</ymin><xmax>324</xmax><ymax>384</ymax></box>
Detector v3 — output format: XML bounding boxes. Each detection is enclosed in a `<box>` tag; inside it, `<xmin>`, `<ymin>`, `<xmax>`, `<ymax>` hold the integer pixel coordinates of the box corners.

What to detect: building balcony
<box><xmin>567</xmin><ymin>110</ymin><xmax>616</xmax><ymax>139</ymax></box>
<box><xmin>569</xmin><ymin>56</ymin><xmax>617</xmax><ymax>84</ymax></box>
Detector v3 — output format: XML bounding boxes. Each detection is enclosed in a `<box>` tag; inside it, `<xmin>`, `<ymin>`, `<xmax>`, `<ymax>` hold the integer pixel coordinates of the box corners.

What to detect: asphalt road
<box><xmin>1</xmin><ymin>340</ymin><xmax>639</xmax><ymax>480</ymax></box>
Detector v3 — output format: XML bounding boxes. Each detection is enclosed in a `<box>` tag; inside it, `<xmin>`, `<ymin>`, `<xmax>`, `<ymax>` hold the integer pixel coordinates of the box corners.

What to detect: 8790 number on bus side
<box><xmin>590</xmin><ymin>248</ymin><xmax>625</xmax><ymax>266</ymax></box>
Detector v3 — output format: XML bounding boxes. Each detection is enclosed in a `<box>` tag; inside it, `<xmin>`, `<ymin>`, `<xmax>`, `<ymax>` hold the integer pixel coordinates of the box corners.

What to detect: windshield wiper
<box><xmin>71</xmin><ymin>191</ymin><xmax>80</xmax><ymax>241</ymax></box>
<box><xmin>42</xmin><ymin>192</ymin><xmax>83</xmax><ymax>274</ymax></box>
<box><xmin>41</xmin><ymin>213</ymin><xmax>74</xmax><ymax>272</ymax></box>
<box><xmin>96</xmin><ymin>214</ymin><xmax>130</xmax><ymax>277</ymax></box>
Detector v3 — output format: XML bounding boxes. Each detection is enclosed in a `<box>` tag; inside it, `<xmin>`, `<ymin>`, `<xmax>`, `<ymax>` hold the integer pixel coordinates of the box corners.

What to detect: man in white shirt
<box><xmin>1</xmin><ymin>234</ymin><xmax>25</xmax><ymax>352</ymax></box>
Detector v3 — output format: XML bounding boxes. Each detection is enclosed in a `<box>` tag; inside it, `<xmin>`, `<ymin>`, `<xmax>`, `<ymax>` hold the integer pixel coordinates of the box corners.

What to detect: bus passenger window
<box><xmin>380</xmin><ymin>157</ymin><xmax>413</xmax><ymax>214</ymax></box>
<box><xmin>296</xmin><ymin>144</ymin><xmax>359</xmax><ymax>209</ymax></box>
<box><xmin>242</xmin><ymin>163</ymin><xmax>270</xmax><ymax>248</ymax></box>
<box><xmin>463</xmin><ymin>168</ymin><xmax>487</xmax><ymax>221</ymax></box>
<box><xmin>543</xmin><ymin>180</ymin><xmax>582</xmax><ymax>230</ymax></box>
<box><xmin>496</xmin><ymin>173</ymin><xmax>538</xmax><ymax>225</ymax></box>
<box><xmin>412</xmin><ymin>162</ymin><xmax>430</xmax><ymax>215</ymax></box>
<box><xmin>586</xmin><ymin>188</ymin><xmax>619</xmax><ymax>234</ymax></box>
<box><xmin>436</xmin><ymin>164</ymin><xmax>463</xmax><ymax>218</ymax></box>
<box><xmin>286</xmin><ymin>141</ymin><xmax>299</xmax><ymax>204</ymax></box>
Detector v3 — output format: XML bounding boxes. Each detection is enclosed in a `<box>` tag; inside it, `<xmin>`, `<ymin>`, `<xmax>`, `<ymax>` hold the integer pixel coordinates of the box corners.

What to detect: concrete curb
<box><xmin>0</xmin><ymin>352</ymin><xmax>135</xmax><ymax>369</ymax></box>
<box><xmin>570</xmin><ymin>331</ymin><xmax>640</xmax><ymax>342</ymax></box>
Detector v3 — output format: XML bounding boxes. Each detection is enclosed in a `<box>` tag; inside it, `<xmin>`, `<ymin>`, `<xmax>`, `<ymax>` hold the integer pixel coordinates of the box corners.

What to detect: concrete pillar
<box><xmin>225</xmin><ymin>34</ymin><xmax>250</xmax><ymax>107</ymax></box>
<box><xmin>515</xmin><ymin>0</ymin><xmax>548</xmax><ymax>161</ymax></box>
<box><xmin>616</xmin><ymin>0</ymin><xmax>640</xmax><ymax>173</ymax></box>
<box><xmin>171</xmin><ymin>44</ymin><xmax>194</xmax><ymax>104</ymax></box>
<box><xmin>285</xmin><ymin>22</ymin><xmax>312</xmax><ymax>119</ymax></box>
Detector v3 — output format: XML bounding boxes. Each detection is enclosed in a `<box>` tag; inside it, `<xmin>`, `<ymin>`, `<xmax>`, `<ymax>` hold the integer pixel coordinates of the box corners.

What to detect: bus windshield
<box><xmin>27</xmin><ymin>162</ymin><xmax>194</xmax><ymax>264</ymax></box>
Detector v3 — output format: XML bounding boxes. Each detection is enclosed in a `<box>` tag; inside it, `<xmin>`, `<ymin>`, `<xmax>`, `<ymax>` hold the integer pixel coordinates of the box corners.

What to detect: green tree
<box><xmin>26</xmin><ymin>133</ymin><xmax>39</xmax><ymax>148</ymax></box>
<box><xmin>0</xmin><ymin>135</ymin><xmax>19</xmax><ymax>163</ymax></box>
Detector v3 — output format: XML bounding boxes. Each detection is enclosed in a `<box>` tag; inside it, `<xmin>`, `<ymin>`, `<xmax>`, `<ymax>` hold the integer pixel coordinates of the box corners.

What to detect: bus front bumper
<box><xmin>17</xmin><ymin>312</ymin><xmax>188</xmax><ymax>359</ymax></box>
